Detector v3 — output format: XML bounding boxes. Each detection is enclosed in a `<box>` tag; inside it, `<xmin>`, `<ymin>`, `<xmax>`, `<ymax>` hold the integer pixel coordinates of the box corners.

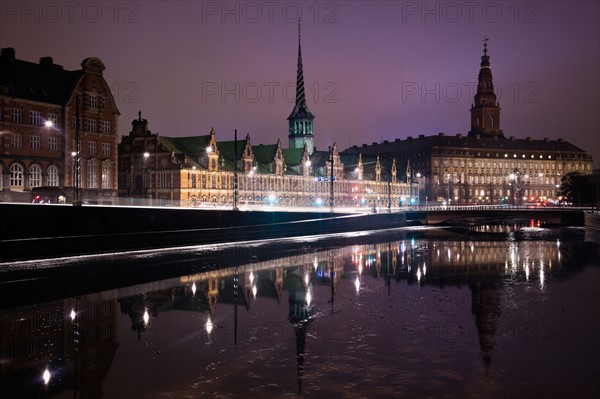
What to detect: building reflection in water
<box><xmin>0</xmin><ymin>226</ymin><xmax>581</xmax><ymax>397</ymax></box>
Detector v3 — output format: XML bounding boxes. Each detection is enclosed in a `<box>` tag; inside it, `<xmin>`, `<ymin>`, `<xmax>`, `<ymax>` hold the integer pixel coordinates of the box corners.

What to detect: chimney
<box><xmin>40</xmin><ymin>56</ymin><xmax>53</xmax><ymax>68</ymax></box>
<box><xmin>0</xmin><ymin>47</ymin><xmax>16</xmax><ymax>64</ymax></box>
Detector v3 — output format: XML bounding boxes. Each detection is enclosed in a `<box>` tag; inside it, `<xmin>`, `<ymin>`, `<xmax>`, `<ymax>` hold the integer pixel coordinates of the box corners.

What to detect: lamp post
<box><xmin>73</xmin><ymin>101</ymin><xmax>82</xmax><ymax>206</ymax></box>
<box><xmin>328</xmin><ymin>146</ymin><xmax>334</xmax><ymax>212</ymax></box>
<box><xmin>387</xmin><ymin>169</ymin><xmax>391</xmax><ymax>213</ymax></box>
<box><xmin>408</xmin><ymin>171</ymin><xmax>412</xmax><ymax>206</ymax></box>
<box><xmin>248</xmin><ymin>164</ymin><xmax>257</xmax><ymax>208</ymax></box>
<box><xmin>143</xmin><ymin>151</ymin><xmax>150</xmax><ymax>203</ymax></box>
<box><xmin>416</xmin><ymin>172</ymin><xmax>422</xmax><ymax>207</ymax></box>
<box><xmin>233</xmin><ymin>129</ymin><xmax>239</xmax><ymax>211</ymax></box>
<box><xmin>445</xmin><ymin>172</ymin><xmax>450</xmax><ymax>205</ymax></box>
<box><xmin>305</xmin><ymin>160</ymin><xmax>311</xmax><ymax>207</ymax></box>
<box><xmin>510</xmin><ymin>170</ymin><xmax>520</xmax><ymax>205</ymax></box>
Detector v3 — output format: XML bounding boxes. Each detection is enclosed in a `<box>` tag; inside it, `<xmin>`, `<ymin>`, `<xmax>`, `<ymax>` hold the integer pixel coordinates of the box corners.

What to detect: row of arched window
<box><xmin>0</xmin><ymin>164</ymin><xmax>60</xmax><ymax>189</ymax></box>
<box><xmin>0</xmin><ymin>161</ymin><xmax>113</xmax><ymax>190</ymax></box>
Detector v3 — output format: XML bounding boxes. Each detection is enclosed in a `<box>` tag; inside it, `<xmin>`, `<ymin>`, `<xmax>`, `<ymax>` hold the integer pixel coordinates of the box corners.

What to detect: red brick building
<box><xmin>0</xmin><ymin>48</ymin><xmax>120</xmax><ymax>204</ymax></box>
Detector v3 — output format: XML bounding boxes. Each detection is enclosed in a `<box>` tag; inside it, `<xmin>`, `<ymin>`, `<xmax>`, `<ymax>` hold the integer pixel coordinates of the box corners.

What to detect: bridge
<box><xmin>403</xmin><ymin>205</ymin><xmax>585</xmax><ymax>225</ymax></box>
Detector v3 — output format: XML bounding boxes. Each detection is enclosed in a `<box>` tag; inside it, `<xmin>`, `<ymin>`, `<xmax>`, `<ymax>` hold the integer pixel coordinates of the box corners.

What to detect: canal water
<box><xmin>1</xmin><ymin>224</ymin><xmax>599</xmax><ymax>398</ymax></box>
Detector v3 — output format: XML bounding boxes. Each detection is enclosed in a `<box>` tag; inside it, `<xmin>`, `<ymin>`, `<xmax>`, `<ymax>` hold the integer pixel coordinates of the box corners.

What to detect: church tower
<box><xmin>288</xmin><ymin>19</ymin><xmax>315</xmax><ymax>154</ymax></box>
<box><xmin>469</xmin><ymin>37</ymin><xmax>503</xmax><ymax>138</ymax></box>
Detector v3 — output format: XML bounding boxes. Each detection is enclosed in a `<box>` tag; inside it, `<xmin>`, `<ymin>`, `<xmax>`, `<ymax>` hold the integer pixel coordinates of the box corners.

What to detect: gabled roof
<box><xmin>251</xmin><ymin>144</ymin><xmax>278</xmax><ymax>163</ymax></box>
<box><xmin>158</xmin><ymin>135</ymin><xmax>211</xmax><ymax>158</ymax></box>
<box><xmin>308</xmin><ymin>150</ymin><xmax>331</xmax><ymax>169</ymax></box>
<box><xmin>281</xmin><ymin>148</ymin><xmax>305</xmax><ymax>165</ymax></box>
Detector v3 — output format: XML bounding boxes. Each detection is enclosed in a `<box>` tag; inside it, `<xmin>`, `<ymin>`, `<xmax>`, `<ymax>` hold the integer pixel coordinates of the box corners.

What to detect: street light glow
<box><xmin>42</xmin><ymin>368</ymin><xmax>51</xmax><ymax>385</ymax></box>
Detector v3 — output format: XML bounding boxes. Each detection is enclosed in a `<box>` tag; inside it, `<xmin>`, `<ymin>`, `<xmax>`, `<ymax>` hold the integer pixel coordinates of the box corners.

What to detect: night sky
<box><xmin>2</xmin><ymin>1</ymin><xmax>599</xmax><ymax>165</ymax></box>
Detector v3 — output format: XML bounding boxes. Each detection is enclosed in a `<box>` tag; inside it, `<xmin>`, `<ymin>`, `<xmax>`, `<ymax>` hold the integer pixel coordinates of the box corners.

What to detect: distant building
<box><xmin>342</xmin><ymin>39</ymin><xmax>594</xmax><ymax>205</ymax></box>
<box><xmin>117</xmin><ymin>114</ymin><xmax>410</xmax><ymax>209</ymax></box>
<box><xmin>0</xmin><ymin>48</ymin><xmax>120</xmax><ymax>204</ymax></box>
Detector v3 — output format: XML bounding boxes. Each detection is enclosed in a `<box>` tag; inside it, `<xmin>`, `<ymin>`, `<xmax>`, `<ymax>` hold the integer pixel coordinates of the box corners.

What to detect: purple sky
<box><xmin>2</xmin><ymin>1</ymin><xmax>599</xmax><ymax>165</ymax></box>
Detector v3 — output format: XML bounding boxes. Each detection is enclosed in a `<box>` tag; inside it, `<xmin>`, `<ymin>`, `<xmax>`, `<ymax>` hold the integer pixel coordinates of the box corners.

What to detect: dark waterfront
<box><xmin>1</xmin><ymin>224</ymin><xmax>599</xmax><ymax>398</ymax></box>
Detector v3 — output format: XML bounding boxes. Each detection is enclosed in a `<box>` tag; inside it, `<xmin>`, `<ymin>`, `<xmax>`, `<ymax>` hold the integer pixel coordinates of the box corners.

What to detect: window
<box><xmin>89</xmin><ymin>95</ymin><xmax>97</xmax><ymax>108</ymax></box>
<box><xmin>10</xmin><ymin>164</ymin><xmax>24</xmax><ymax>187</ymax></box>
<box><xmin>11</xmin><ymin>133</ymin><xmax>22</xmax><ymax>149</ymax></box>
<box><xmin>72</xmin><ymin>117</ymin><xmax>82</xmax><ymax>130</ymax></box>
<box><xmin>47</xmin><ymin>165</ymin><xmax>59</xmax><ymax>186</ymax></box>
<box><xmin>158</xmin><ymin>172</ymin><xmax>170</xmax><ymax>188</ymax></box>
<box><xmin>88</xmin><ymin>141</ymin><xmax>97</xmax><ymax>155</ymax></box>
<box><xmin>48</xmin><ymin>137</ymin><xmax>58</xmax><ymax>151</ymax></box>
<box><xmin>101</xmin><ymin>163</ymin><xmax>111</xmax><ymax>189</ymax></box>
<box><xmin>29</xmin><ymin>164</ymin><xmax>42</xmax><ymax>187</ymax></box>
<box><xmin>30</xmin><ymin>111</ymin><xmax>41</xmax><ymax>125</ymax></box>
<box><xmin>10</xmin><ymin>108</ymin><xmax>22</xmax><ymax>123</ymax></box>
<box><xmin>101</xmin><ymin>302</ymin><xmax>111</xmax><ymax>317</ymax></box>
<box><xmin>88</xmin><ymin>305</ymin><xmax>96</xmax><ymax>319</ymax></box>
<box><xmin>102</xmin><ymin>143</ymin><xmax>111</xmax><ymax>156</ymax></box>
<box><xmin>47</xmin><ymin>113</ymin><xmax>59</xmax><ymax>126</ymax></box>
<box><xmin>87</xmin><ymin>163</ymin><xmax>98</xmax><ymax>188</ymax></box>
<box><xmin>30</xmin><ymin>135</ymin><xmax>41</xmax><ymax>150</ymax></box>
<box><xmin>100</xmin><ymin>121</ymin><xmax>111</xmax><ymax>134</ymax></box>
<box><xmin>88</xmin><ymin>119</ymin><xmax>97</xmax><ymax>132</ymax></box>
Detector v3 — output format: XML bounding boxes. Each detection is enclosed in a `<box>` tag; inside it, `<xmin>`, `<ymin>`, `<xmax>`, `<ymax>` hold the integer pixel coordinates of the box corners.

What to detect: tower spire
<box><xmin>288</xmin><ymin>18</ymin><xmax>315</xmax><ymax>154</ymax></box>
<box><xmin>481</xmin><ymin>35</ymin><xmax>490</xmax><ymax>67</ymax></box>
<box><xmin>469</xmin><ymin>36</ymin><xmax>503</xmax><ymax>137</ymax></box>
<box><xmin>295</xmin><ymin>17</ymin><xmax>306</xmax><ymax>108</ymax></box>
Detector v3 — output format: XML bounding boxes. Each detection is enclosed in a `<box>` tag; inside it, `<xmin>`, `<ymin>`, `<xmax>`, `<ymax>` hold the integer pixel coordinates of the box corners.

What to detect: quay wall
<box><xmin>584</xmin><ymin>211</ymin><xmax>600</xmax><ymax>231</ymax></box>
<box><xmin>0</xmin><ymin>204</ymin><xmax>406</xmax><ymax>261</ymax></box>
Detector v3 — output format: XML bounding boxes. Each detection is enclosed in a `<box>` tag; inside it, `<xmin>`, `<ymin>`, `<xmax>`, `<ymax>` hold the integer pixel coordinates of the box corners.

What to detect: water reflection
<box><xmin>1</xmin><ymin>226</ymin><xmax>598</xmax><ymax>398</ymax></box>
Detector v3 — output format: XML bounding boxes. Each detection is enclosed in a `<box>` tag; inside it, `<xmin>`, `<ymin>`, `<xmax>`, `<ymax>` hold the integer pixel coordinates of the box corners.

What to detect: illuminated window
<box><xmin>10</xmin><ymin>164</ymin><xmax>23</xmax><ymax>187</ymax></box>
<box><xmin>87</xmin><ymin>163</ymin><xmax>98</xmax><ymax>188</ymax></box>
<box><xmin>29</xmin><ymin>164</ymin><xmax>42</xmax><ymax>187</ymax></box>
<box><xmin>47</xmin><ymin>165</ymin><xmax>59</xmax><ymax>186</ymax></box>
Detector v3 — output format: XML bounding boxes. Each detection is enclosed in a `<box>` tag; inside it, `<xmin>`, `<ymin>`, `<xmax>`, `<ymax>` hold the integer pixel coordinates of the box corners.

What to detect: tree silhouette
<box><xmin>558</xmin><ymin>172</ymin><xmax>585</xmax><ymax>205</ymax></box>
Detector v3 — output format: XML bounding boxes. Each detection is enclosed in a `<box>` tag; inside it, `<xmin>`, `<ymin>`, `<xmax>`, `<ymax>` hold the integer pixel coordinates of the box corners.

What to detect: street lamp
<box><xmin>416</xmin><ymin>172</ymin><xmax>422</xmax><ymax>207</ymax></box>
<box><xmin>510</xmin><ymin>171</ymin><xmax>520</xmax><ymax>205</ymax></box>
<box><xmin>73</xmin><ymin>101</ymin><xmax>82</xmax><ymax>206</ymax></box>
<box><xmin>143</xmin><ymin>152</ymin><xmax>150</xmax><ymax>201</ymax></box>
<box><xmin>445</xmin><ymin>172</ymin><xmax>450</xmax><ymax>205</ymax></box>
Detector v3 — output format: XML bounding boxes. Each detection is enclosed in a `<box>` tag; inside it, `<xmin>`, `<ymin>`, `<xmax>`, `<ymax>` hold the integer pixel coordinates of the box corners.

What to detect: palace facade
<box><xmin>342</xmin><ymin>40</ymin><xmax>594</xmax><ymax>205</ymax></box>
<box><xmin>0</xmin><ymin>48</ymin><xmax>120</xmax><ymax>204</ymax></box>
